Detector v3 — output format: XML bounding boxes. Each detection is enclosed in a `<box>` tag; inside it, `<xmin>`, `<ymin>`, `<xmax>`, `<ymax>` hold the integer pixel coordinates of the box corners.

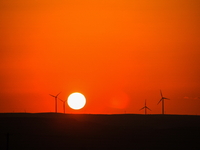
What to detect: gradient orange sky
<box><xmin>0</xmin><ymin>0</ymin><xmax>200</xmax><ymax>115</ymax></box>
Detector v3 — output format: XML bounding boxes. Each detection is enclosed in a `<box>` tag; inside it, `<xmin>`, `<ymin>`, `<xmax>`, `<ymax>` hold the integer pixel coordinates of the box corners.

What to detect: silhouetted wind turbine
<box><xmin>157</xmin><ymin>90</ymin><xmax>170</xmax><ymax>115</ymax></box>
<box><xmin>139</xmin><ymin>99</ymin><xmax>151</xmax><ymax>115</ymax></box>
<box><xmin>49</xmin><ymin>92</ymin><xmax>61</xmax><ymax>113</ymax></box>
<box><xmin>59</xmin><ymin>98</ymin><xmax>67</xmax><ymax>114</ymax></box>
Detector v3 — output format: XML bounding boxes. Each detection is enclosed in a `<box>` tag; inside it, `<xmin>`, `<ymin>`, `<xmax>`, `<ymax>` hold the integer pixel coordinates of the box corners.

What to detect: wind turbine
<box><xmin>59</xmin><ymin>98</ymin><xmax>67</xmax><ymax>114</ymax></box>
<box><xmin>157</xmin><ymin>90</ymin><xmax>170</xmax><ymax>115</ymax></box>
<box><xmin>139</xmin><ymin>99</ymin><xmax>151</xmax><ymax>115</ymax></box>
<box><xmin>49</xmin><ymin>92</ymin><xmax>61</xmax><ymax>113</ymax></box>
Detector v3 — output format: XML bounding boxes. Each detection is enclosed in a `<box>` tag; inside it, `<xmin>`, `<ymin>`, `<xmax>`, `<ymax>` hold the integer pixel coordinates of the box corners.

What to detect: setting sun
<box><xmin>67</xmin><ymin>92</ymin><xmax>86</xmax><ymax>110</ymax></box>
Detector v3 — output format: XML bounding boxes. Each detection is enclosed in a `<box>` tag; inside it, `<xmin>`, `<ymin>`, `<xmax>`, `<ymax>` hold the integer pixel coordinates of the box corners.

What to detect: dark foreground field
<box><xmin>0</xmin><ymin>113</ymin><xmax>200</xmax><ymax>150</ymax></box>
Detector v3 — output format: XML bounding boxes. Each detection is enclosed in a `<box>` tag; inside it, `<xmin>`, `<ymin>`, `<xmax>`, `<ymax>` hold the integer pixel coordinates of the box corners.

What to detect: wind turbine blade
<box><xmin>157</xmin><ymin>99</ymin><xmax>162</xmax><ymax>105</ymax></box>
<box><xmin>58</xmin><ymin>98</ymin><xmax>64</xmax><ymax>102</ymax></box>
<box><xmin>49</xmin><ymin>94</ymin><xmax>55</xmax><ymax>97</ymax></box>
<box><xmin>56</xmin><ymin>92</ymin><xmax>61</xmax><ymax>97</ymax></box>
<box><xmin>146</xmin><ymin>107</ymin><xmax>151</xmax><ymax>111</ymax></box>
<box><xmin>163</xmin><ymin>97</ymin><xmax>170</xmax><ymax>100</ymax></box>
<box><xmin>160</xmin><ymin>90</ymin><xmax>163</xmax><ymax>97</ymax></box>
<box><xmin>139</xmin><ymin>107</ymin><xmax>145</xmax><ymax>111</ymax></box>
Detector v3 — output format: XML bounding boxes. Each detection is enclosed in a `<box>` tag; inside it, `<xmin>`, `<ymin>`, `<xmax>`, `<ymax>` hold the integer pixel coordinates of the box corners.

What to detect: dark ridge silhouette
<box><xmin>0</xmin><ymin>113</ymin><xmax>200</xmax><ymax>150</ymax></box>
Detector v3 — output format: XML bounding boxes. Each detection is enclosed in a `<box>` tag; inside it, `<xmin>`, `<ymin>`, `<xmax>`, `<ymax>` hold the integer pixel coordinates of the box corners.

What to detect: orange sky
<box><xmin>0</xmin><ymin>0</ymin><xmax>200</xmax><ymax>115</ymax></box>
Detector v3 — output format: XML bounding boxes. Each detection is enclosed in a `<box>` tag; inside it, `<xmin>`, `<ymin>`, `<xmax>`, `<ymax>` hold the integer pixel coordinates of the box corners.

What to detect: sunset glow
<box><xmin>0</xmin><ymin>0</ymin><xmax>199</xmax><ymax>115</ymax></box>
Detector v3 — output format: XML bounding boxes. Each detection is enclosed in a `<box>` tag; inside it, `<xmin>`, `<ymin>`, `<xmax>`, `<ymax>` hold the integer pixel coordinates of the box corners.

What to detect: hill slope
<box><xmin>0</xmin><ymin>113</ymin><xmax>199</xmax><ymax>150</ymax></box>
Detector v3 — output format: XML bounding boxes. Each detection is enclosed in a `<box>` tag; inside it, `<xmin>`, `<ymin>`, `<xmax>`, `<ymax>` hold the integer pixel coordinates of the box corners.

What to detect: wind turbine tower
<box><xmin>139</xmin><ymin>99</ymin><xmax>151</xmax><ymax>115</ymax></box>
<box><xmin>59</xmin><ymin>98</ymin><xmax>67</xmax><ymax>114</ymax></box>
<box><xmin>157</xmin><ymin>90</ymin><xmax>170</xmax><ymax>115</ymax></box>
<box><xmin>49</xmin><ymin>92</ymin><xmax>61</xmax><ymax>113</ymax></box>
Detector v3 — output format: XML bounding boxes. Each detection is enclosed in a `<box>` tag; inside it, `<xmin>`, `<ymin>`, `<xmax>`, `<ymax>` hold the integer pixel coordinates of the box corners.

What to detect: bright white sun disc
<box><xmin>67</xmin><ymin>92</ymin><xmax>86</xmax><ymax>110</ymax></box>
